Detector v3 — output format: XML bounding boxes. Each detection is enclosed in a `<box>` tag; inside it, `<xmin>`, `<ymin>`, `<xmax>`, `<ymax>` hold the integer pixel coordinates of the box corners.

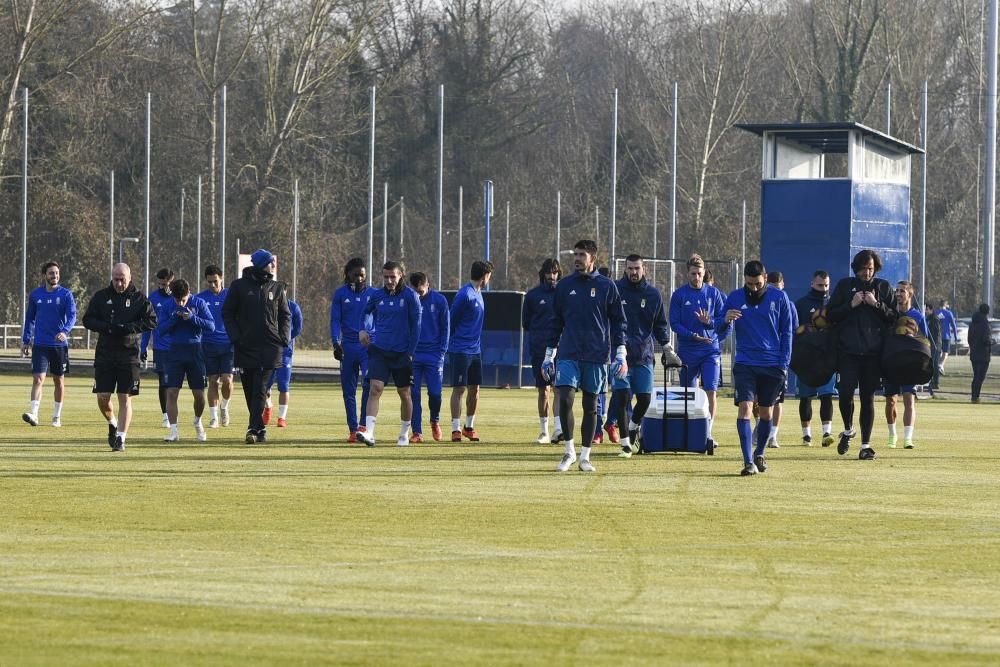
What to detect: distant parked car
<box><xmin>990</xmin><ymin>319</ymin><xmax>1000</xmax><ymax>354</ymax></box>
<box><xmin>955</xmin><ymin>317</ymin><xmax>970</xmax><ymax>355</ymax></box>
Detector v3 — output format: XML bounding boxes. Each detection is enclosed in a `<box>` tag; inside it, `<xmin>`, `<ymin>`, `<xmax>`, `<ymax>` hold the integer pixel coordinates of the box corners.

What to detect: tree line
<box><xmin>0</xmin><ymin>0</ymin><xmax>992</xmax><ymax>345</ymax></box>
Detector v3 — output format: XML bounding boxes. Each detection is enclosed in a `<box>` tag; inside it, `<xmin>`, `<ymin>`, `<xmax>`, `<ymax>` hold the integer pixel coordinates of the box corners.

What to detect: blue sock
<box><xmin>737</xmin><ymin>419</ymin><xmax>753</xmax><ymax>464</ymax></box>
<box><xmin>755</xmin><ymin>419</ymin><xmax>772</xmax><ymax>458</ymax></box>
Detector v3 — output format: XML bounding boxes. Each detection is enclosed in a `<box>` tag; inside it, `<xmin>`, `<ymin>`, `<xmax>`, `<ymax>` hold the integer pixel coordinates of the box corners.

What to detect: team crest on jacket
<box><xmin>641</xmin><ymin>298</ymin><xmax>646</xmax><ymax>308</ymax></box>
<box><xmin>590</xmin><ymin>288</ymin><xmax>596</xmax><ymax>297</ymax></box>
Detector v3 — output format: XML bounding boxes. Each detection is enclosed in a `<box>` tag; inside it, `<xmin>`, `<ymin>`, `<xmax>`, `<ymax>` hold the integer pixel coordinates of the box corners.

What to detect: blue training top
<box><xmin>448</xmin><ymin>283</ymin><xmax>486</xmax><ymax>355</ymax></box>
<box><xmin>548</xmin><ymin>269</ymin><xmax>627</xmax><ymax>364</ymax></box>
<box><xmin>669</xmin><ymin>282</ymin><xmax>727</xmax><ymax>360</ymax></box>
<box><xmin>141</xmin><ymin>289</ymin><xmax>175</xmax><ymax>354</ymax></box>
<box><xmin>522</xmin><ymin>282</ymin><xmax>559</xmax><ymax>359</ymax></box>
<box><xmin>616</xmin><ymin>276</ymin><xmax>670</xmax><ymax>366</ymax></box>
<box><xmin>282</xmin><ymin>300</ymin><xmax>303</xmax><ymax>362</ymax></box>
<box><xmin>715</xmin><ymin>285</ymin><xmax>794</xmax><ymax>368</ymax></box>
<box><xmin>935</xmin><ymin>308</ymin><xmax>958</xmax><ymax>341</ymax></box>
<box><xmin>196</xmin><ymin>288</ymin><xmax>231</xmax><ymax>346</ymax></box>
<box><xmin>331</xmin><ymin>284</ymin><xmax>380</xmax><ymax>346</ymax></box>
<box><xmin>23</xmin><ymin>285</ymin><xmax>77</xmax><ymax>347</ymax></box>
<box><xmin>159</xmin><ymin>294</ymin><xmax>215</xmax><ymax>347</ymax></box>
<box><xmin>415</xmin><ymin>289</ymin><xmax>450</xmax><ymax>364</ymax></box>
<box><xmin>361</xmin><ymin>285</ymin><xmax>422</xmax><ymax>355</ymax></box>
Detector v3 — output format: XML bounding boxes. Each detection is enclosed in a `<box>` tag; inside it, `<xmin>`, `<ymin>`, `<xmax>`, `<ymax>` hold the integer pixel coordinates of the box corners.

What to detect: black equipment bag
<box><xmin>881</xmin><ymin>333</ymin><xmax>934</xmax><ymax>386</ymax></box>
<box><xmin>790</xmin><ymin>329</ymin><xmax>836</xmax><ymax>388</ymax></box>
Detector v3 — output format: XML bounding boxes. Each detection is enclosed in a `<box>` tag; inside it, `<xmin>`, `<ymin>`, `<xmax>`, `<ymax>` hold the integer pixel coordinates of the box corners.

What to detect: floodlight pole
<box><xmin>437</xmin><ymin>84</ymin><xmax>444</xmax><ymax>286</ymax></box>
<box><xmin>109</xmin><ymin>171</ymin><xmax>114</xmax><ymax>277</ymax></box>
<box><xmin>671</xmin><ymin>81</ymin><xmax>678</xmax><ymax>261</ymax></box>
<box><xmin>145</xmin><ymin>92</ymin><xmax>151</xmax><ymax>296</ymax></box>
<box><xmin>367</xmin><ymin>86</ymin><xmax>375</xmax><ymax>286</ymax></box>
<box><xmin>382</xmin><ymin>182</ymin><xmax>388</xmax><ymax>266</ymax></box>
<box><xmin>505</xmin><ymin>200</ymin><xmax>510</xmax><ymax>286</ymax></box>
<box><xmin>180</xmin><ymin>188</ymin><xmax>185</xmax><ymax>242</ymax></box>
<box><xmin>610</xmin><ymin>88</ymin><xmax>618</xmax><ymax>262</ymax></box>
<box><xmin>458</xmin><ymin>185</ymin><xmax>464</xmax><ymax>289</ymax></box>
<box><xmin>196</xmin><ymin>175</ymin><xmax>202</xmax><ymax>279</ymax></box>
<box><xmin>484</xmin><ymin>179</ymin><xmax>493</xmax><ymax>263</ymax></box>
<box><xmin>986</xmin><ymin>0</ymin><xmax>998</xmax><ymax>310</ymax></box>
<box><xmin>21</xmin><ymin>86</ymin><xmax>28</xmax><ymax>326</ymax></box>
<box><xmin>556</xmin><ymin>190</ymin><xmax>561</xmax><ymax>258</ymax></box>
<box><xmin>920</xmin><ymin>81</ymin><xmax>928</xmax><ymax>310</ymax></box>
<box><xmin>399</xmin><ymin>196</ymin><xmax>404</xmax><ymax>259</ymax></box>
<box><xmin>293</xmin><ymin>178</ymin><xmax>299</xmax><ymax>301</ymax></box>
<box><xmin>741</xmin><ymin>200</ymin><xmax>747</xmax><ymax>269</ymax></box>
<box><xmin>220</xmin><ymin>86</ymin><xmax>227</xmax><ymax>280</ymax></box>
<box><xmin>885</xmin><ymin>82</ymin><xmax>892</xmax><ymax>134</ymax></box>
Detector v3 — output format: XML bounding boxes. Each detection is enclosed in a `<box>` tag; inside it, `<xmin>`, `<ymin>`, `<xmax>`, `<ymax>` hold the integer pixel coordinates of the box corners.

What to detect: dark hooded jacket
<box><xmin>221</xmin><ymin>266</ymin><xmax>291</xmax><ymax>368</ymax></box>
<box><xmin>969</xmin><ymin>311</ymin><xmax>993</xmax><ymax>363</ymax></box>
<box><xmin>827</xmin><ymin>276</ymin><xmax>897</xmax><ymax>355</ymax></box>
<box><xmin>82</xmin><ymin>281</ymin><xmax>157</xmax><ymax>356</ymax></box>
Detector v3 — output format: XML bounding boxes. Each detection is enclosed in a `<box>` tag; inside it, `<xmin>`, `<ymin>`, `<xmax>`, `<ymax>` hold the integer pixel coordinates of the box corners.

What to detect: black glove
<box><xmin>333</xmin><ymin>342</ymin><xmax>344</xmax><ymax>361</ymax></box>
<box><xmin>140</xmin><ymin>351</ymin><xmax>148</xmax><ymax>363</ymax></box>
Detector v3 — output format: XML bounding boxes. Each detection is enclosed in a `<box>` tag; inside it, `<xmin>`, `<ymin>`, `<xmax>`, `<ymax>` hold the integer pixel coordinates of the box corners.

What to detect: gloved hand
<box><xmin>140</xmin><ymin>350</ymin><xmax>148</xmax><ymax>363</ymax></box>
<box><xmin>333</xmin><ymin>342</ymin><xmax>344</xmax><ymax>361</ymax></box>
<box><xmin>660</xmin><ymin>343</ymin><xmax>683</xmax><ymax>368</ymax></box>
<box><xmin>541</xmin><ymin>347</ymin><xmax>556</xmax><ymax>382</ymax></box>
<box><xmin>611</xmin><ymin>345</ymin><xmax>629</xmax><ymax>379</ymax></box>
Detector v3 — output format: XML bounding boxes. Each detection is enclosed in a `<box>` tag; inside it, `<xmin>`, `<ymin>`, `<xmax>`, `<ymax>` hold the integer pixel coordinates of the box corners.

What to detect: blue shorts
<box><xmin>31</xmin><ymin>345</ymin><xmax>69</xmax><ymax>376</ymax></box>
<box><xmin>531</xmin><ymin>355</ymin><xmax>553</xmax><ymax>388</ymax></box>
<box><xmin>882</xmin><ymin>382</ymin><xmax>916</xmax><ymax>396</ymax></box>
<box><xmin>679</xmin><ymin>354</ymin><xmax>721</xmax><ymax>391</ymax></box>
<box><xmin>153</xmin><ymin>348</ymin><xmax>171</xmax><ymax>376</ymax></box>
<box><xmin>555</xmin><ymin>359</ymin><xmax>608</xmax><ymax>394</ymax></box>
<box><xmin>202</xmin><ymin>342</ymin><xmax>235</xmax><ymax>376</ymax></box>
<box><xmin>368</xmin><ymin>346</ymin><xmax>413</xmax><ymax>387</ymax></box>
<box><xmin>733</xmin><ymin>363</ymin><xmax>786</xmax><ymax>407</ymax></box>
<box><xmin>164</xmin><ymin>345</ymin><xmax>207</xmax><ymax>390</ymax></box>
<box><xmin>612</xmin><ymin>363</ymin><xmax>654</xmax><ymax>393</ymax></box>
<box><xmin>796</xmin><ymin>373</ymin><xmax>838</xmax><ymax>399</ymax></box>
<box><xmin>448</xmin><ymin>352</ymin><xmax>482</xmax><ymax>387</ymax></box>
<box><xmin>268</xmin><ymin>362</ymin><xmax>293</xmax><ymax>393</ymax></box>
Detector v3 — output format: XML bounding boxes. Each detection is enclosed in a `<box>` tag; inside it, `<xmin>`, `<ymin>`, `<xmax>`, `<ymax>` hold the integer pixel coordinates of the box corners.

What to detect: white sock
<box><xmin>29</xmin><ymin>400</ymin><xmax>39</xmax><ymax>416</ymax></box>
<box><xmin>564</xmin><ymin>439</ymin><xmax>576</xmax><ymax>458</ymax></box>
<box><xmin>581</xmin><ymin>445</ymin><xmax>592</xmax><ymax>462</ymax></box>
<box><xmin>116</xmin><ymin>432</ymin><xmax>126</xmax><ymax>443</ymax></box>
<box><xmin>887</xmin><ymin>423</ymin><xmax>897</xmax><ymax>437</ymax></box>
<box><xmin>553</xmin><ymin>420</ymin><xmax>562</xmax><ymax>435</ymax></box>
<box><xmin>220</xmin><ymin>398</ymin><xmax>230</xmax><ymax>410</ymax></box>
<box><xmin>707</xmin><ymin>416</ymin><xmax>714</xmax><ymax>438</ymax></box>
<box><xmin>861</xmin><ymin>442</ymin><xmax>871</xmax><ymax>449</ymax></box>
<box><xmin>400</xmin><ymin>421</ymin><xmax>411</xmax><ymax>439</ymax></box>
<box><xmin>366</xmin><ymin>416</ymin><xmax>376</xmax><ymax>438</ymax></box>
<box><xmin>904</xmin><ymin>425</ymin><xmax>914</xmax><ymax>440</ymax></box>
<box><xmin>770</xmin><ymin>426</ymin><xmax>779</xmax><ymax>442</ymax></box>
<box><xmin>209</xmin><ymin>406</ymin><xmax>218</xmax><ymax>419</ymax></box>
<box><xmin>802</xmin><ymin>425</ymin><xmax>812</xmax><ymax>437</ymax></box>
<box><xmin>465</xmin><ymin>415</ymin><xmax>475</xmax><ymax>429</ymax></box>
<box><xmin>452</xmin><ymin>418</ymin><xmax>461</xmax><ymax>432</ymax></box>
<box><xmin>540</xmin><ymin>417</ymin><xmax>549</xmax><ymax>434</ymax></box>
<box><xmin>822</xmin><ymin>421</ymin><xmax>832</xmax><ymax>435</ymax></box>
<box><xmin>621</xmin><ymin>436</ymin><xmax>630</xmax><ymax>448</ymax></box>
<box><xmin>278</xmin><ymin>404</ymin><xmax>289</xmax><ymax>419</ymax></box>
<box><xmin>108</xmin><ymin>416</ymin><xmax>118</xmax><ymax>428</ymax></box>
<box><xmin>194</xmin><ymin>416</ymin><xmax>203</xmax><ymax>427</ymax></box>
<box><xmin>162</xmin><ymin>412</ymin><xmax>169</xmax><ymax>421</ymax></box>
<box><xmin>170</xmin><ymin>423</ymin><xmax>178</xmax><ymax>430</ymax></box>
<box><xmin>52</xmin><ymin>402</ymin><xmax>63</xmax><ymax>419</ymax></box>
<box><xmin>628</xmin><ymin>420</ymin><xmax>641</xmax><ymax>434</ymax></box>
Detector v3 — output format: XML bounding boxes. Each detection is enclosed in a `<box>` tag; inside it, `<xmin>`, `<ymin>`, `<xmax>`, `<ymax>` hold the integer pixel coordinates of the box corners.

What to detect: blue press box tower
<box><xmin>735</xmin><ymin>122</ymin><xmax>924</xmax><ymax>302</ymax></box>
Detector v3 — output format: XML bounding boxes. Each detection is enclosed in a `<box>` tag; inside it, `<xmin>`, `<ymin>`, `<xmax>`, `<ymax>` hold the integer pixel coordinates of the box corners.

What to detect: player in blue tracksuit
<box><xmin>669</xmin><ymin>253</ymin><xmax>727</xmax><ymax>448</ymax></box>
<box><xmin>935</xmin><ymin>299</ymin><xmax>958</xmax><ymax>373</ymax></box>
<box><xmin>266</xmin><ymin>299</ymin><xmax>303</xmax><ymax>427</ymax></box>
<box><xmin>197</xmin><ymin>265</ymin><xmax>235</xmax><ymax>428</ymax></box>
<box><xmin>715</xmin><ymin>260</ymin><xmax>794</xmax><ymax>476</ymax></box>
<box><xmin>522</xmin><ymin>258</ymin><xmax>563</xmax><ymax>444</ymax></box>
<box><xmin>408</xmin><ymin>272</ymin><xmax>450</xmax><ymax>442</ymax></box>
<box><xmin>447</xmin><ymin>260</ymin><xmax>493</xmax><ymax>442</ymax></box>
<box><xmin>794</xmin><ymin>270</ymin><xmax>837</xmax><ymax>447</ymax></box>
<box><xmin>21</xmin><ymin>261</ymin><xmax>77</xmax><ymax>427</ymax></box>
<box><xmin>331</xmin><ymin>258</ymin><xmax>380</xmax><ymax>442</ymax></box>
<box><xmin>355</xmin><ymin>261</ymin><xmax>422</xmax><ymax>447</ymax></box>
<box><xmin>140</xmin><ymin>267</ymin><xmax>176</xmax><ymax>427</ymax></box>
<box><xmin>612</xmin><ymin>255</ymin><xmax>677</xmax><ymax>458</ymax></box>
<box><xmin>543</xmin><ymin>240</ymin><xmax>628</xmax><ymax>473</ymax></box>
<box><xmin>763</xmin><ymin>271</ymin><xmax>799</xmax><ymax>449</ymax></box>
<box><xmin>158</xmin><ymin>278</ymin><xmax>215</xmax><ymax>442</ymax></box>
<box><xmin>884</xmin><ymin>281</ymin><xmax>930</xmax><ymax>450</ymax></box>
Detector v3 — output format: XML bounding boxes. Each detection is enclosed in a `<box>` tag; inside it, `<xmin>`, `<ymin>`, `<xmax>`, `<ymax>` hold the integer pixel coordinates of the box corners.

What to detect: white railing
<box><xmin>1</xmin><ymin>325</ymin><xmax>92</xmax><ymax>350</ymax></box>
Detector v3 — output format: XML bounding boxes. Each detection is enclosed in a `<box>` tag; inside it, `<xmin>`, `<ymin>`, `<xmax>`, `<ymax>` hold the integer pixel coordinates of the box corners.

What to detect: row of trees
<box><xmin>0</xmin><ymin>0</ymin><xmax>994</xmax><ymax>344</ymax></box>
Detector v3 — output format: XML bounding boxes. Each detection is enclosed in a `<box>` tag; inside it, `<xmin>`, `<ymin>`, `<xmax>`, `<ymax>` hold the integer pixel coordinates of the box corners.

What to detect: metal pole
<box><xmin>484</xmin><ymin>180</ymin><xmax>492</xmax><ymax>263</ymax></box>
<box><xmin>595</xmin><ymin>206</ymin><xmax>599</xmax><ymax>245</ymax></box>
<box><xmin>458</xmin><ymin>185</ymin><xmax>464</xmax><ymax>288</ymax></box>
<box><xmin>610</xmin><ymin>88</ymin><xmax>618</xmax><ymax>262</ymax></box>
<box><xmin>109</xmin><ymin>171</ymin><xmax>114</xmax><ymax>277</ymax></box>
<box><xmin>556</xmin><ymin>190</ymin><xmax>561</xmax><ymax>258</ymax></box>
<box><xmin>920</xmin><ymin>80</ymin><xmax>928</xmax><ymax>310</ymax></box>
<box><xmin>220</xmin><ymin>85</ymin><xmax>228</xmax><ymax>278</ymax></box>
<box><xmin>505</xmin><ymin>200</ymin><xmax>510</xmax><ymax>286</ymax></box>
<box><xmin>987</xmin><ymin>0</ymin><xmax>998</xmax><ymax>309</ymax></box>
<box><xmin>437</xmin><ymin>84</ymin><xmax>444</xmax><ymax>287</ymax></box>
<box><xmin>180</xmin><ymin>188</ymin><xmax>185</xmax><ymax>241</ymax></box>
<box><xmin>399</xmin><ymin>196</ymin><xmax>404</xmax><ymax>259</ymax></box>
<box><xmin>367</xmin><ymin>86</ymin><xmax>375</xmax><ymax>285</ymax></box>
<box><xmin>741</xmin><ymin>200</ymin><xmax>747</xmax><ymax>269</ymax></box>
<box><xmin>293</xmin><ymin>178</ymin><xmax>299</xmax><ymax>301</ymax></box>
<box><xmin>885</xmin><ymin>82</ymin><xmax>892</xmax><ymax>134</ymax></box>
<box><xmin>196</xmin><ymin>175</ymin><xmax>202</xmax><ymax>279</ymax></box>
<box><xmin>21</xmin><ymin>87</ymin><xmax>28</xmax><ymax>327</ymax></box>
<box><xmin>382</xmin><ymin>182</ymin><xmax>388</xmax><ymax>266</ymax></box>
<box><xmin>671</xmin><ymin>81</ymin><xmax>678</xmax><ymax>261</ymax></box>
<box><xmin>652</xmin><ymin>197</ymin><xmax>658</xmax><ymax>284</ymax></box>
<box><xmin>145</xmin><ymin>92</ymin><xmax>151</xmax><ymax>295</ymax></box>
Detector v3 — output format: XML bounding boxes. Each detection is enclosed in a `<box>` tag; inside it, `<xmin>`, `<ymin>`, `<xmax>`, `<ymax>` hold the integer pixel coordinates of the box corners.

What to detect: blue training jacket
<box><xmin>23</xmin><ymin>285</ymin><xmax>77</xmax><ymax>347</ymax></box>
<box><xmin>331</xmin><ymin>284</ymin><xmax>380</xmax><ymax>346</ymax></box>
<box><xmin>196</xmin><ymin>288</ymin><xmax>231</xmax><ymax>346</ymax></box>
<box><xmin>158</xmin><ymin>294</ymin><xmax>215</xmax><ymax>347</ymax></box>
<box><xmin>415</xmin><ymin>289</ymin><xmax>450</xmax><ymax>364</ymax></box>
<box><xmin>448</xmin><ymin>283</ymin><xmax>485</xmax><ymax>355</ymax></box>
<box><xmin>522</xmin><ymin>282</ymin><xmax>559</xmax><ymax>359</ymax></box>
<box><xmin>361</xmin><ymin>285</ymin><xmax>422</xmax><ymax>355</ymax></box>
<box><xmin>616</xmin><ymin>276</ymin><xmax>670</xmax><ymax>365</ymax></box>
<box><xmin>669</xmin><ymin>282</ymin><xmax>727</xmax><ymax>360</ymax></box>
<box><xmin>548</xmin><ymin>269</ymin><xmax>627</xmax><ymax>364</ymax></box>
<box><xmin>902</xmin><ymin>306</ymin><xmax>930</xmax><ymax>338</ymax></box>
<box><xmin>281</xmin><ymin>300</ymin><xmax>303</xmax><ymax>362</ymax></box>
<box><xmin>935</xmin><ymin>308</ymin><xmax>958</xmax><ymax>341</ymax></box>
<box><xmin>141</xmin><ymin>289</ymin><xmax>175</xmax><ymax>354</ymax></box>
<box><xmin>715</xmin><ymin>285</ymin><xmax>794</xmax><ymax>368</ymax></box>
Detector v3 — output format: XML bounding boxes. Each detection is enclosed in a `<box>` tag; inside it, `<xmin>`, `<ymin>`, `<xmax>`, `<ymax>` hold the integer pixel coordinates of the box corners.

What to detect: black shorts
<box><xmin>93</xmin><ymin>354</ymin><xmax>141</xmax><ymax>395</ymax></box>
<box><xmin>367</xmin><ymin>346</ymin><xmax>414</xmax><ymax>387</ymax></box>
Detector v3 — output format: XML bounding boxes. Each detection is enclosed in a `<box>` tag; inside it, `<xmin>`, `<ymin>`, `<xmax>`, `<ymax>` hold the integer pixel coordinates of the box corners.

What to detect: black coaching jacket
<box><xmin>82</xmin><ymin>282</ymin><xmax>157</xmax><ymax>356</ymax></box>
<box><xmin>826</xmin><ymin>276</ymin><xmax>897</xmax><ymax>356</ymax></box>
<box><xmin>221</xmin><ymin>266</ymin><xmax>291</xmax><ymax>369</ymax></box>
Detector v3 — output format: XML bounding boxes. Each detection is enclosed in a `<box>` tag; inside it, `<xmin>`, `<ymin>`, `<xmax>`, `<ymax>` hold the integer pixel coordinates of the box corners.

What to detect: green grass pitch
<box><xmin>1</xmin><ymin>374</ymin><xmax>998</xmax><ymax>665</ymax></box>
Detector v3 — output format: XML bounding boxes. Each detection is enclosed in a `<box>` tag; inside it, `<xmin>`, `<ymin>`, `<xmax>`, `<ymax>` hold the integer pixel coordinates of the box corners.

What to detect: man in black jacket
<box><xmin>827</xmin><ymin>249</ymin><xmax>897</xmax><ymax>460</ymax></box>
<box><xmin>222</xmin><ymin>249</ymin><xmax>291</xmax><ymax>444</ymax></box>
<box><xmin>969</xmin><ymin>304</ymin><xmax>993</xmax><ymax>402</ymax></box>
<box><xmin>82</xmin><ymin>263</ymin><xmax>157</xmax><ymax>451</ymax></box>
<box><xmin>924</xmin><ymin>302</ymin><xmax>942</xmax><ymax>393</ymax></box>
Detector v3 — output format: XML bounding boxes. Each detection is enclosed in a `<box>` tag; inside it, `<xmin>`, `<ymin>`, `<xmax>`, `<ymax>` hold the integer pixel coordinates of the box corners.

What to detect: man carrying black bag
<box><xmin>827</xmin><ymin>249</ymin><xmax>897</xmax><ymax>461</ymax></box>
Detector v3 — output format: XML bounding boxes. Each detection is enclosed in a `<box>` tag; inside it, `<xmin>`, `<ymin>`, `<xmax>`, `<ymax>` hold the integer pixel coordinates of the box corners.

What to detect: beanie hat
<box><xmin>251</xmin><ymin>249</ymin><xmax>274</xmax><ymax>270</ymax></box>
